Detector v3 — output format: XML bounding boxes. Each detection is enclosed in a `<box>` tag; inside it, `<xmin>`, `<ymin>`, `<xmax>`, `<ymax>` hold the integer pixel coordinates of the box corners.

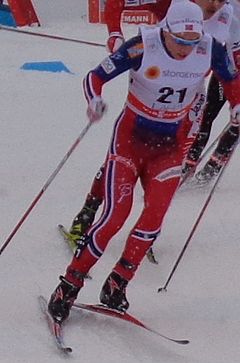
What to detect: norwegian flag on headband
<box><xmin>185</xmin><ymin>24</ymin><xmax>193</xmax><ymax>31</ymax></box>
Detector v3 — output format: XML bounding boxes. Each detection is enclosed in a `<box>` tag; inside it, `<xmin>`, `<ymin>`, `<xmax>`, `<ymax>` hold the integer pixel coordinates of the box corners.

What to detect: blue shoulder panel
<box><xmin>211</xmin><ymin>38</ymin><xmax>237</xmax><ymax>81</ymax></box>
<box><xmin>92</xmin><ymin>35</ymin><xmax>144</xmax><ymax>82</ymax></box>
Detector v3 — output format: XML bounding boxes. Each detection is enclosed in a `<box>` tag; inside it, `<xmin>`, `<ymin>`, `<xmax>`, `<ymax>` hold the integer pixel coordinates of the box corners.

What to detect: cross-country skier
<box><xmin>48</xmin><ymin>1</ymin><xmax>240</xmax><ymax>322</ymax></box>
<box><xmin>182</xmin><ymin>0</ymin><xmax>240</xmax><ymax>182</ymax></box>
<box><xmin>62</xmin><ymin>0</ymin><xmax>240</xmax><ymax>255</ymax></box>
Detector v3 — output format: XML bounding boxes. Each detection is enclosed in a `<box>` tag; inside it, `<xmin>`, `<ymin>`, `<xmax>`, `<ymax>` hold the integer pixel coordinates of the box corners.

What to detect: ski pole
<box><xmin>0</xmin><ymin>25</ymin><xmax>105</xmax><ymax>48</ymax></box>
<box><xmin>0</xmin><ymin>123</ymin><xmax>92</xmax><ymax>255</ymax></box>
<box><xmin>158</xmin><ymin>141</ymin><xmax>237</xmax><ymax>292</ymax></box>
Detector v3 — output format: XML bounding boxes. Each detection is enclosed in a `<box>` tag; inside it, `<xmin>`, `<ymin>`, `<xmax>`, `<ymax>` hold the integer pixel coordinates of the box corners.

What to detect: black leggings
<box><xmin>187</xmin><ymin>73</ymin><xmax>239</xmax><ymax>161</ymax></box>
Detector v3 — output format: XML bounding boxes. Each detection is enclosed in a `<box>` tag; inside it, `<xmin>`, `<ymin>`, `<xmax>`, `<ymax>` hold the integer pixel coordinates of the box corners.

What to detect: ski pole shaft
<box><xmin>158</xmin><ymin>141</ymin><xmax>237</xmax><ymax>292</ymax></box>
<box><xmin>0</xmin><ymin>123</ymin><xmax>92</xmax><ymax>255</ymax></box>
<box><xmin>0</xmin><ymin>25</ymin><xmax>105</xmax><ymax>48</ymax></box>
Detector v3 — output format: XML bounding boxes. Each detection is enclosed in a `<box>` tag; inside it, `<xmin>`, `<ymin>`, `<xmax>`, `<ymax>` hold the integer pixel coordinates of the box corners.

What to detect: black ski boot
<box><xmin>181</xmin><ymin>158</ymin><xmax>197</xmax><ymax>180</ymax></box>
<box><xmin>100</xmin><ymin>271</ymin><xmax>129</xmax><ymax>312</ymax></box>
<box><xmin>69</xmin><ymin>194</ymin><xmax>102</xmax><ymax>245</ymax></box>
<box><xmin>196</xmin><ymin>156</ymin><xmax>222</xmax><ymax>183</ymax></box>
<box><xmin>48</xmin><ymin>276</ymin><xmax>82</xmax><ymax>323</ymax></box>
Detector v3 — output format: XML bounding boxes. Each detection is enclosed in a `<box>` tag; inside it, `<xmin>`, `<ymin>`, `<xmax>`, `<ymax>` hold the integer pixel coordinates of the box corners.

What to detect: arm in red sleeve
<box><xmin>83</xmin><ymin>71</ymin><xmax>105</xmax><ymax>103</ymax></box>
<box><xmin>104</xmin><ymin>0</ymin><xmax>125</xmax><ymax>35</ymax></box>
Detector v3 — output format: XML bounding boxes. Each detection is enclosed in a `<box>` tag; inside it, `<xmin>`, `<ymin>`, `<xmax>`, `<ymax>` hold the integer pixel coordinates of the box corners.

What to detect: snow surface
<box><xmin>1</xmin><ymin>1</ymin><xmax>240</xmax><ymax>362</ymax></box>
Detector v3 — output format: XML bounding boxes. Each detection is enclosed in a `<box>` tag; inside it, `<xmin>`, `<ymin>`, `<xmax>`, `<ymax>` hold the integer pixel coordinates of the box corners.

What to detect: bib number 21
<box><xmin>157</xmin><ymin>87</ymin><xmax>187</xmax><ymax>104</ymax></box>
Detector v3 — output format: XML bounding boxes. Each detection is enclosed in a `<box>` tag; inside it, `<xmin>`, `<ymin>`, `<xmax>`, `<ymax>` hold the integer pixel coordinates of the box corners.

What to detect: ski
<box><xmin>38</xmin><ymin>295</ymin><xmax>72</xmax><ymax>354</ymax></box>
<box><xmin>73</xmin><ymin>302</ymin><xmax>189</xmax><ymax>345</ymax></box>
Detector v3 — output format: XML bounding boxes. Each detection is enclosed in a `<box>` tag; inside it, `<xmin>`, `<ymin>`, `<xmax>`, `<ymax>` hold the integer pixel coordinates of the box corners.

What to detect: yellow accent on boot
<box><xmin>65</xmin><ymin>224</ymin><xmax>84</xmax><ymax>253</ymax></box>
<box><xmin>69</xmin><ymin>224</ymin><xmax>83</xmax><ymax>238</ymax></box>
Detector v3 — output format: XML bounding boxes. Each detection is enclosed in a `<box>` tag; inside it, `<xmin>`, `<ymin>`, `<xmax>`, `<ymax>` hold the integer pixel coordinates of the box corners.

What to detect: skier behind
<box><xmin>182</xmin><ymin>0</ymin><xmax>240</xmax><ymax>182</ymax></box>
<box><xmin>60</xmin><ymin>0</ymin><xmax>240</xmax><ymax>256</ymax></box>
<box><xmin>48</xmin><ymin>1</ymin><xmax>240</xmax><ymax>323</ymax></box>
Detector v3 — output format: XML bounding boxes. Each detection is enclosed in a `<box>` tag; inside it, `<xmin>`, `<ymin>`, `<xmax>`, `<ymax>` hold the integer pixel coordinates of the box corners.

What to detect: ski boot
<box><xmin>68</xmin><ymin>194</ymin><xmax>102</xmax><ymax>249</ymax></box>
<box><xmin>100</xmin><ymin>271</ymin><xmax>129</xmax><ymax>312</ymax></box>
<box><xmin>182</xmin><ymin>131</ymin><xmax>210</xmax><ymax>181</ymax></box>
<box><xmin>196</xmin><ymin>156</ymin><xmax>222</xmax><ymax>184</ymax></box>
<box><xmin>48</xmin><ymin>275</ymin><xmax>82</xmax><ymax>323</ymax></box>
<box><xmin>181</xmin><ymin>158</ymin><xmax>197</xmax><ymax>182</ymax></box>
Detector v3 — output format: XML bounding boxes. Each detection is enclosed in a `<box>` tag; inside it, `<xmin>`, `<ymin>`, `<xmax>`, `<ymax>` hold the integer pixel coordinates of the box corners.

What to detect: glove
<box><xmin>106</xmin><ymin>32</ymin><xmax>124</xmax><ymax>53</ymax></box>
<box><xmin>87</xmin><ymin>96</ymin><xmax>107</xmax><ymax>123</ymax></box>
<box><xmin>231</xmin><ymin>104</ymin><xmax>240</xmax><ymax>124</ymax></box>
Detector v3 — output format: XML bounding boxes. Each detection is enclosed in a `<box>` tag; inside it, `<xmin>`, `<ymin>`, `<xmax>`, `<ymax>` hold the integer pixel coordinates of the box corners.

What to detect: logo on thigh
<box><xmin>118</xmin><ymin>183</ymin><xmax>132</xmax><ymax>203</ymax></box>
